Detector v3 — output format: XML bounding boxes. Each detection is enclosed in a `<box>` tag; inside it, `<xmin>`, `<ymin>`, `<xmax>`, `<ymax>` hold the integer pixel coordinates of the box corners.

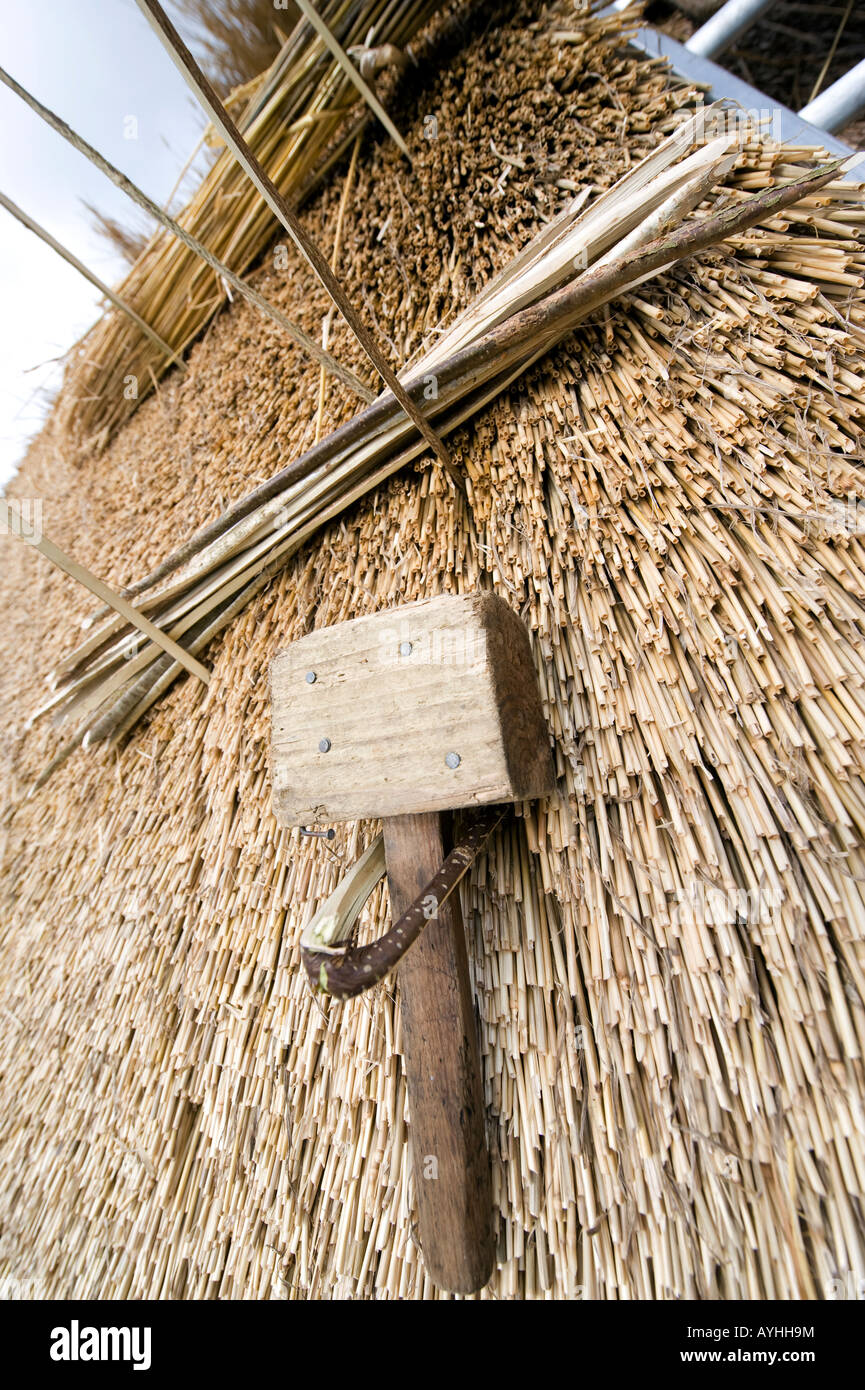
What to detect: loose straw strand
<box><xmin>316</xmin><ymin>133</ymin><xmax>362</xmax><ymax>441</ymax></box>
<box><xmin>0</xmin><ymin>190</ymin><xmax>186</xmax><ymax>372</ymax></box>
<box><xmin>0</xmin><ymin>65</ymin><xmax>373</xmax><ymax>404</ymax></box>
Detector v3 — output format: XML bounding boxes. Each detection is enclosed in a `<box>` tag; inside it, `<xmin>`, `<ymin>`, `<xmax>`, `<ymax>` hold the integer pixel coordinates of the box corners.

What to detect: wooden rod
<box><xmin>383</xmin><ymin>812</ymin><xmax>495</xmax><ymax>1294</ymax></box>
<box><xmin>1</xmin><ymin>503</ymin><xmax>210</xmax><ymax>686</ymax></box>
<box><xmin>0</xmin><ymin>190</ymin><xmax>186</xmax><ymax>372</ymax></box>
<box><xmin>134</xmin><ymin>0</ymin><xmax>458</xmax><ymax>483</ymax></box>
<box><xmin>0</xmin><ymin>65</ymin><xmax>374</xmax><ymax>404</ymax></box>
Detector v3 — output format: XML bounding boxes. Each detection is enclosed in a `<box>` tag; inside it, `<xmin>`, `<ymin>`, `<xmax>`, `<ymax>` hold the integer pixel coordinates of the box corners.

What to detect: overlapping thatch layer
<box><xmin>1</xmin><ymin>1</ymin><xmax>864</xmax><ymax>1298</ymax></box>
<box><xmin>58</xmin><ymin>0</ymin><xmax>443</xmax><ymax>444</ymax></box>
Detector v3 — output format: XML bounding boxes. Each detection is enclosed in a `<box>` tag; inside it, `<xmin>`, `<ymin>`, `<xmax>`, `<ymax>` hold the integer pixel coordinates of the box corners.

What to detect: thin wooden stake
<box><xmin>1</xmin><ymin>503</ymin><xmax>210</xmax><ymax>685</ymax></box>
<box><xmin>0</xmin><ymin>66</ymin><xmax>373</xmax><ymax>404</ymax></box>
<box><xmin>0</xmin><ymin>190</ymin><xmax>187</xmax><ymax>372</ymax></box>
<box><xmin>134</xmin><ymin>0</ymin><xmax>459</xmax><ymax>486</ymax></box>
<box><xmin>293</xmin><ymin>0</ymin><xmax>411</xmax><ymax>160</ymax></box>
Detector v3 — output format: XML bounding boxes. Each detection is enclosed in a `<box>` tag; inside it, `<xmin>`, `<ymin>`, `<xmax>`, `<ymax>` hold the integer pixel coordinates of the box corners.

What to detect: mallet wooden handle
<box><xmin>383</xmin><ymin>812</ymin><xmax>495</xmax><ymax>1294</ymax></box>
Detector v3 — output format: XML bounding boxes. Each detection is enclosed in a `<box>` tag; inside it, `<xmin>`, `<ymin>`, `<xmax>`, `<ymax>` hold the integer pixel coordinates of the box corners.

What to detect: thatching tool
<box><xmin>270</xmin><ymin>593</ymin><xmax>554</xmax><ymax>1293</ymax></box>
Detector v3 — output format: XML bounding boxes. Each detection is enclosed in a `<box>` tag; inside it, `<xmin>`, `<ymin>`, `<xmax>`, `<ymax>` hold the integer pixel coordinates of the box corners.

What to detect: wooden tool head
<box><xmin>270</xmin><ymin>592</ymin><xmax>554</xmax><ymax>825</ymax></box>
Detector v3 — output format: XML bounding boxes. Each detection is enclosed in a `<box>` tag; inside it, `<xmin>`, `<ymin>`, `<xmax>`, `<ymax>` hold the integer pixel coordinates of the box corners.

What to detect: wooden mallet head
<box><xmin>270</xmin><ymin>592</ymin><xmax>553</xmax><ymax>824</ymax></box>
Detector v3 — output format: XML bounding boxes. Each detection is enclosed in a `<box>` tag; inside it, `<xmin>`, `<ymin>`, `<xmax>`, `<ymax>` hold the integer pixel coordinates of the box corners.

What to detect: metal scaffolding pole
<box><xmin>685</xmin><ymin>0</ymin><xmax>776</xmax><ymax>60</ymax></box>
<box><xmin>799</xmin><ymin>56</ymin><xmax>865</xmax><ymax>135</ymax></box>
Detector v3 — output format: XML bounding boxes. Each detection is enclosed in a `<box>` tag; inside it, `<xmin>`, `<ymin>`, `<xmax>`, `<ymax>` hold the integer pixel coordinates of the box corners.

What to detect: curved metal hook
<box><xmin>302</xmin><ymin>806</ymin><xmax>505</xmax><ymax>999</ymax></box>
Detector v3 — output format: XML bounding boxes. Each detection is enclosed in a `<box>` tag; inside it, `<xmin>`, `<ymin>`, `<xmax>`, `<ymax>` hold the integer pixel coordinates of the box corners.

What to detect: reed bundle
<box><xmin>2</xmin><ymin>0</ymin><xmax>865</xmax><ymax>1302</ymax></box>
<box><xmin>58</xmin><ymin>0</ymin><xmax>443</xmax><ymax>444</ymax></box>
<box><xmin>38</xmin><ymin>123</ymin><xmax>845</xmax><ymax>757</ymax></box>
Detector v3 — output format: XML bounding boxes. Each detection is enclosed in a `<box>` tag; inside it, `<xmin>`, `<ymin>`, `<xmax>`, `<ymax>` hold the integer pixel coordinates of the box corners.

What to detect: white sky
<box><xmin>0</xmin><ymin>0</ymin><xmax>207</xmax><ymax>483</ymax></box>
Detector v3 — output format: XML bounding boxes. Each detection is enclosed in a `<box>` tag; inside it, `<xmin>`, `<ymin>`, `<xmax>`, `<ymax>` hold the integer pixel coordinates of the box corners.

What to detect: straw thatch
<box><xmin>2</xmin><ymin>0</ymin><xmax>865</xmax><ymax>1299</ymax></box>
<box><xmin>59</xmin><ymin>0</ymin><xmax>444</xmax><ymax>445</ymax></box>
<box><xmin>172</xmin><ymin>0</ymin><xmax>297</xmax><ymax>95</ymax></box>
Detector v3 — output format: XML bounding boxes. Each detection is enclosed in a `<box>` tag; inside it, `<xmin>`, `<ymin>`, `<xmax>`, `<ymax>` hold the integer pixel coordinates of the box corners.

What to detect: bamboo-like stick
<box><xmin>0</xmin><ymin>504</ymin><xmax>210</xmax><ymax>684</ymax></box>
<box><xmin>0</xmin><ymin>190</ymin><xmax>186</xmax><ymax>371</ymax></box>
<box><xmin>135</xmin><ymin>0</ymin><xmax>456</xmax><ymax>482</ymax></box>
<box><xmin>0</xmin><ymin>65</ymin><xmax>373</xmax><ymax>404</ymax></box>
<box><xmin>293</xmin><ymin>0</ymin><xmax>410</xmax><ymax>159</ymax></box>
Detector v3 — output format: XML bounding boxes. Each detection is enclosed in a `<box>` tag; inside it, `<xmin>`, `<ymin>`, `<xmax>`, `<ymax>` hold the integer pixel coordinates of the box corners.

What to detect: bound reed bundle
<box><xmin>2</xmin><ymin>0</ymin><xmax>865</xmax><ymax>1304</ymax></box>
<box><xmin>39</xmin><ymin>121</ymin><xmax>847</xmax><ymax>761</ymax></box>
<box><xmin>58</xmin><ymin>0</ymin><xmax>444</xmax><ymax>443</ymax></box>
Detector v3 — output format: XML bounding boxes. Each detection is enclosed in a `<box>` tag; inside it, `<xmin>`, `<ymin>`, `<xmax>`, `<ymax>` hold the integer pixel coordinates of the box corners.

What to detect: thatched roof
<box><xmin>1</xmin><ymin>1</ymin><xmax>864</xmax><ymax>1298</ymax></box>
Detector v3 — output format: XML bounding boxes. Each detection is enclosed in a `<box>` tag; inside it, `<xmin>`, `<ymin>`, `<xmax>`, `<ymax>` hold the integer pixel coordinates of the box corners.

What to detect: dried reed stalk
<box><xmin>59</xmin><ymin>0</ymin><xmax>444</xmax><ymax>442</ymax></box>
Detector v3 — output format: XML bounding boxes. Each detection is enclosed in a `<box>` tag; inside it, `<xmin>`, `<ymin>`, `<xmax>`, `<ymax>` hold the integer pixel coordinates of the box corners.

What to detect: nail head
<box><xmin>445</xmin><ymin>751</ymin><xmax>461</xmax><ymax>769</ymax></box>
<box><xmin>319</xmin><ymin>737</ymin><xmax>331</xmax><ymax>753</ymax></box>
<box><xmin>305</xmin><ymin>671</ymin><xmax>317</xmax><ymax>684</ymax></box>
<box><xmin>399</xmin><ymin>641</ymin><xmax>413</xmax><ymax>657</ymax></box>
